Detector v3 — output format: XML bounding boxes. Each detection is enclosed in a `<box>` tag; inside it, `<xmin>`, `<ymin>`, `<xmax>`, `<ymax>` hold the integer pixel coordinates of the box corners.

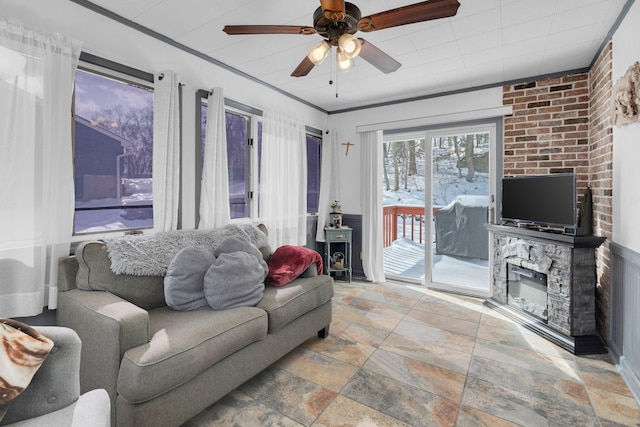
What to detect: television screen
<box><xmin>501</xmin><ymin>174</ymin><xmax>577</xmax><ymax>229</ymax></box>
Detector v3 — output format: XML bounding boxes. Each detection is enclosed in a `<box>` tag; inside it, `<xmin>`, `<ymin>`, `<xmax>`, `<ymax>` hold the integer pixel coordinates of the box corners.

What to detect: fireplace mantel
<box><xmin>485</xmin><ymin>224</ymin><xmax>606</xmax><ymax>248</ymax></box>
<box><xmin>485</xmin><ymin>224</ymin><xmax>606</xmax><ymax>355</ymax></box>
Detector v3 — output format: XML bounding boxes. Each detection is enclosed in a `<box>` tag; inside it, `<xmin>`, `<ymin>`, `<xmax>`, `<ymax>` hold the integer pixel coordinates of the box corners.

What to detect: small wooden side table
<box><xmin>324</xmin><ymin>226</ymin><xmax>352</xmax><ymax>283</ymax></box>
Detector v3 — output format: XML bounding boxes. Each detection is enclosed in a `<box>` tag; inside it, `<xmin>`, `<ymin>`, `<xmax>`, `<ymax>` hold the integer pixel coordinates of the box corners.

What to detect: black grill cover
<box><xmin>435</xmin><ymin>195</ymin><xmax>489</xmax><ymax>260</ymax></box>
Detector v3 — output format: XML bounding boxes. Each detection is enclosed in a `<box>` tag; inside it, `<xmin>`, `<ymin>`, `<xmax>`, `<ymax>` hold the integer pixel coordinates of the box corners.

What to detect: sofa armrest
<box><xmin>1</xmin><ymin>327</ymin><xmax>81</xmax><ymax>425</ymax></box>
<box><xmin>57</xmin><ymin>289</ymin><xmax>149</xmax><ymax>417</ymax></box>
<box><xmin>3</xmin><ymin>389</ymin><xmax>110</xmax><ymax>427</ymax></box>
<box><xmin>58</xmin><ymin>256</ymin><xmax>79</xmax><ymax>291</ymax></box>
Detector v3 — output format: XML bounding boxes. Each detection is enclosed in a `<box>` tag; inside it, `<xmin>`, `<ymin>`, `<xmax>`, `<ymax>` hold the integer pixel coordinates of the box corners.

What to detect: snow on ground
<box><xmin>74</xmin><ymin>178</ymin><xmax>153</xmax><ymax>234</ymax></box>
<box><xmin>384</xmin><ymin>237</ymin><xmax>489</xmax><ymax>291</ymax></box>
<box><xmin>383</xmin><ymin>145</ymin><xmax>490</xmax><ymax>288</ymax></box>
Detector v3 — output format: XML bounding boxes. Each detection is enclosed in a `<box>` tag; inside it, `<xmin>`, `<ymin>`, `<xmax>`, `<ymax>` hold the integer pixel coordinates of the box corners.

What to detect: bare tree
<box><xmin>91</xmin><ymin>101</ymin><xmax>153</xmax><ymax>177</ymax></box>
<box><xmin>408</xmin><ymin>140</ymin><xmax>417</xmax><ymax>176</ymax></box>
<box><xmin>465</xmin><ymin>134</ymin><xmax>475</xmax><ymax>182</ymax></box>
<box><xmin>383</xmin><ymin>142</ymin><xmax>390</xmax><ymax>191</ymax></box>
<box><xmin>454</xmin><ymin>136</ymin><xmax>463</xmax><ymax>177</ymax></box>
<box><xmin>392</xmin><ymin>141</ymin><xmax>401</xmax><ymax>191</ymax></box>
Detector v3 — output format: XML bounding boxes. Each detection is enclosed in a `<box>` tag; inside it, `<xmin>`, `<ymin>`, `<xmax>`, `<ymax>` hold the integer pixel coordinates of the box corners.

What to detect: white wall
<box><xmin>612</xmin><ymin>0</ymin><xmax>640</xmax><ymax>251</ymax></box>
<box><xmin>327</xmin><ymin>87</ymin><xmax>506</xmax><ymax>215</ymax></box>
<box><xmin>1</xmin><ymin>0</ymin><xmax>328</xmax><ymax>230</ymax></box>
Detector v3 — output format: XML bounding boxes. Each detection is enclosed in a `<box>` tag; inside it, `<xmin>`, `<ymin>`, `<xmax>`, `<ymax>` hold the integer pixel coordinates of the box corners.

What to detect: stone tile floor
<box><xmin>183</xmin><ymin>280</ymin><xmax>640</xmax><ymax>426</ymax></box>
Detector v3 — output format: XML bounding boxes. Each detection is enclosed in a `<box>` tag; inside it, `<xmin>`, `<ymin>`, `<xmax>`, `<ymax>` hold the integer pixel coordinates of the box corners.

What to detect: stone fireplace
<box><xmin>485</xmin><ymin>224</ymin><xmax>606</xmax><ymax>354</ymax></box>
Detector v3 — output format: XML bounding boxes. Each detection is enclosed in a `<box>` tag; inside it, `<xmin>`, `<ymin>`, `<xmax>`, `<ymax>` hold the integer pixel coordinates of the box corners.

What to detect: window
<box><xmin>225</xmin><ymin>110</ymin><xmax>251</xmax><ymax>218</ymax></box>
<box><xmin>306</xmin><ymin>129</ymin><xmax>322</xmax><ymax>213</ymax></box>
<box><xmin>197</xmin><ymin>92</ymin><xmax>321</xmax><ymax>220</ymax></box>
<box><xmin>199</xmin><ymin>96</ymin><xmax>261</xmax><ymax>220</ymax></box>
<box><xmin>73</xmin><ymin>64</ymin><xmax>154</xmax><ymax>234</ymax></box>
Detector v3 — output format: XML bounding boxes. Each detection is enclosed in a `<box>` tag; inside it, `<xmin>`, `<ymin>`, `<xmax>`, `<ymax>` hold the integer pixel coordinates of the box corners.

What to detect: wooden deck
<box><xmin>382</xmin><ymin>205</ymin><xmax>489</xmax><ymax>289</ymax></box>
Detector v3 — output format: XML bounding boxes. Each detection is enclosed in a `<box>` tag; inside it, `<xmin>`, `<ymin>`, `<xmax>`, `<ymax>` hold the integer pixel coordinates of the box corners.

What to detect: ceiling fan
<box><xmin>223</xmin><ymin>0</ymin><xmax>461</xmax><ymax>77</ymax></box>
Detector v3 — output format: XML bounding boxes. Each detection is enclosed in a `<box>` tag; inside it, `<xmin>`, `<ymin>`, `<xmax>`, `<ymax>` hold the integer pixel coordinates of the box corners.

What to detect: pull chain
<box><xmin>335</xmin><ymin>50</ymin><xmax>339</xmax><ymax>98</ymax></box>
<box><xmin>328</xmin><ymin>49</ymin><xmax>339</xmax><ymax>98</ymax></box>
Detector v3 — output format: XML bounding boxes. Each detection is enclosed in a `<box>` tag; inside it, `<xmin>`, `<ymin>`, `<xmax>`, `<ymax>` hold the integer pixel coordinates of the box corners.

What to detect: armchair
<box><xmin>0</xmin><ymin>326</ymin><xmax>110</xmax><ymax>427</ymax></box>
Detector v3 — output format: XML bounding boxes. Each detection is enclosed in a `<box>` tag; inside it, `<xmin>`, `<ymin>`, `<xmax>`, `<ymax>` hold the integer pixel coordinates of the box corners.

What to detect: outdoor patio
<box><xmin>383</xmin><ymin>237</ymin><xmax>489</xmax><ymax>289</ymax></box>
<box><xmin>383</xmin><ymin>205</ymin><xmax>489</xmax><ymax>292</ymax></box>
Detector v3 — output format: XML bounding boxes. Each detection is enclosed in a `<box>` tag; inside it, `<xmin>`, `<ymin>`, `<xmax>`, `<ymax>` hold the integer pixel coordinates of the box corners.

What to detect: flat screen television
<box><xmin>501</xmin><ymin>174</ymin><xmax>577</xmax><ymax>230</ymax></box>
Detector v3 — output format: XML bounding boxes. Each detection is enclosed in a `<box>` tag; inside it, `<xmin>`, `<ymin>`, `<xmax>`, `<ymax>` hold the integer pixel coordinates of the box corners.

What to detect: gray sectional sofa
<box><xmin>56</xmin><ymin>229</ymin><xmax>333</xmax><ymax>427</ymax></box>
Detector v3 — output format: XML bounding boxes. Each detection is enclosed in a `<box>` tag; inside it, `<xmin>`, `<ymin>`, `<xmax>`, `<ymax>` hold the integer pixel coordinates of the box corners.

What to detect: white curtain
<box><xmin>315</xmin><ymin>130</ymin><xmax>341</xmax><ymax>242</ymax></box>
<box><xmin>260</xmin><ymin>111</ymin><xmax>307</xmax><ymax>248</ymax></box>
<box><xmin>152</xmin><ymin>70</ymin><xmax>181</xmax><ymax>232</ymax></box>
<box><xmin>198</xmin><ymin>87</ymin><xmax>230</xmax><ymax>229</ymax></box>
<box><xmin>0</xmin><ymin>19</ymin><xmax>81</xmax><ymax>317</ymax></box>
<box><xmin>361</xmin><ymin>130</ymin><xmax>386</xmax><ymax>283</ymax></box>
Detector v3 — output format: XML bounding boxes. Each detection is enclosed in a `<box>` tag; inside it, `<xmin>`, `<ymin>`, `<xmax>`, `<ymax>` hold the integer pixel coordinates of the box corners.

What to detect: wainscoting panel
<box><xmin>341</xmin><ymin>214</ymin><xmax>364</xmax><ymax>278</ymax></box>
<box><xmin>610</xmin><ymin>241</ymin><xmax>640</xmax><ymax>403</ymax></box>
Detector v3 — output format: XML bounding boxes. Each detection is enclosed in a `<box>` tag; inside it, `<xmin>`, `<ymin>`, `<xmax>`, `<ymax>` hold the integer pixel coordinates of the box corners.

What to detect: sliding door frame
<box><xmin>384</xmin><ymin>117</ymin><xmax>504</xmax><ymax>297</ymax></box>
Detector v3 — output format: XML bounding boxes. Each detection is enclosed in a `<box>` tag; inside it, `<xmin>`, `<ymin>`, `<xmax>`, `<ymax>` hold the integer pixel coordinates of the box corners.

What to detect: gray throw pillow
<box><xmin>164</xmin><ymin>245</ymin><xmax>215</xmax><ymax>311</ymax></box>
<box><xmin>204</xmin><ymin>251</ymin><xmax>266</xmax><ymax>310</ymax></box>
<box><xmin>213</xmin><ymin>237</ymin><xmax>268</xmax><ymax>272</ymax></box>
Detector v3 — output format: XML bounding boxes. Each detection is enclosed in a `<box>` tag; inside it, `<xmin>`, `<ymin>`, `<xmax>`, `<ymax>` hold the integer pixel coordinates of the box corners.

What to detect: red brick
<box><xmin>527</xmin><ymin>128</ymin><xmax>551</xmax><ymax>135</ymax></box>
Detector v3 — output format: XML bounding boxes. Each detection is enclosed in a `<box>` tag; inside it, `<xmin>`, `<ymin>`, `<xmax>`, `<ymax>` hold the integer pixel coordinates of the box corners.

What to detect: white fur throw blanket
<box><xmin>105</xmin><ymin>224</ymin><xmax>269</xmax><ymax>276</ymax></box>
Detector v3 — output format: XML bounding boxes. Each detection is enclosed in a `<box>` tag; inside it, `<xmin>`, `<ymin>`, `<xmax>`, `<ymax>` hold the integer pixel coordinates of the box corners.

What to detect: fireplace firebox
<box><xmin>507</xmin><ymin>264</ymin><xmax>548</xmax><ymax>321</ymax></box>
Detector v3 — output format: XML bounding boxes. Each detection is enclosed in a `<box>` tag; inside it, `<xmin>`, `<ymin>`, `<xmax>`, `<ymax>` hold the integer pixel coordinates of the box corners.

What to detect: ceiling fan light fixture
<box><xmin>336</xmin><ymin>49</ymin><xmax>354</xmax><ymax>73</ymax></box>
<box><xmin>338</xmin><ymin>33</ymin><xmax>361</xmax><ymax>59</ymax></box>
<box><xmin>307</xmin><ymin>40</ymin><xmax>331</xmax><ymax>65</ymax></box>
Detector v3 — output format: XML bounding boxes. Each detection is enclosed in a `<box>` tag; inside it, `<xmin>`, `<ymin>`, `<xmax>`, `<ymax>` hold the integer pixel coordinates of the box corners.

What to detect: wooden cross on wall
<box><xmin>342</xmin><ymin>141</ymin><xmax>354</xmax><ymax>156</ymax></box>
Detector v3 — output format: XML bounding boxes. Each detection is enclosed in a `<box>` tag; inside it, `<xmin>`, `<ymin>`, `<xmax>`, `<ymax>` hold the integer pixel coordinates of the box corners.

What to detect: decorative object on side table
<box><xmin>329</xmin><ymin>200</ymin><xmax>343</xmax><ymax>228</ymax></box>
<box><xmin>332</xmin><ymin>252</ymin><xmax>344</xmax><ymax>270</ymax></box>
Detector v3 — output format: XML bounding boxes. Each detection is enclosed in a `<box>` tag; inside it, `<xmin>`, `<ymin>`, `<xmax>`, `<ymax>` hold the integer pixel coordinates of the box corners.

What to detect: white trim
<box><xmin>356</xmin><ymin>106</ymin><xmax>512</xmax><ymax>133</ymax></box>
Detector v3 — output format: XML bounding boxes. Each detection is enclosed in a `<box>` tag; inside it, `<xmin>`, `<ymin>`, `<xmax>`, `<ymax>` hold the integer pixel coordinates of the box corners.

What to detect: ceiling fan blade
<box><xmin>291</xmin><ymin>56</ymin><xmax>316</xmax><ymax>77</ymax></box>
<box><xmin>358</xmin><ymin>0</ymin><xmax>460</xmax><ymax>32</ymax></box>
<box><xmin>223</xmin><ymin>25</ymin><xmax>316</xmax><ymax>35</ymax></box>
<box><xmin>320</xmin><ymin>0</ymin><xmax>346</xmax><ymax>22</ymax></box>
<box><xmin>358</xmin><ymin>39</ymin><xmax>401</xmax><ymax>74</ymax></box>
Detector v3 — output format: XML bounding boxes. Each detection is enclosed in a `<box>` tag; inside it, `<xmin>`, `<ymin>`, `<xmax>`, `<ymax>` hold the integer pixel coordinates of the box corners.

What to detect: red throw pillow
<box><xmin>266</xmin><ymin>245</ymin><xmax>323</xmax><ymax>287</ymax></box>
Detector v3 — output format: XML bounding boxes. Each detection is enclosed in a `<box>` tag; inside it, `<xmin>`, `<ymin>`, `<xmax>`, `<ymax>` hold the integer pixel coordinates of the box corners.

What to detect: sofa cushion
<box><xmin>117</xmin><ymin>306</ymin><xmax>267</xmax><ymax>404</ymax></box>
<box><xmin>164</xmin><ymin>246</ymin><xmax>214</xmax><ymax>311</ymax></box>
<box><xmin>266</xmin><ymin>245</ymin><xmax>324</xmax><ymax>287</ymax></box>
<box><xmin>257</xmin><ymin>275</ymin><xmax>334</xmax><ymax>333</ymax></box>
<box><xmin>204</xmin><ymin>251</ymin><xmax>266</xmax><ymax>310</ymax></box>
<box><xmin>212</xmin><ymin>236</ymin><xmax>265</xmax><ymax>264</ymax></box>
<box><xmin>75</xmin><ymin>241</ymin><xmax>165</xmax><ymax>310</ymax></box>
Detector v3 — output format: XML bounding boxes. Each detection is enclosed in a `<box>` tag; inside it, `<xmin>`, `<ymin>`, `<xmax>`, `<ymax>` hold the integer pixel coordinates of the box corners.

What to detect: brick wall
<box><xmin>588</xmin><ymin>40</ymin><xmax>613</xmax><ymax>341</ymax></box>
<box><xmin>503</xmin><ymin>73</ymin><xmax>591</xmax><ymax>193</ymax></box>
<box><xmin>501</xmin><ymin>41</ymin><xmax>614</xmax><ymax>341</ymax></box>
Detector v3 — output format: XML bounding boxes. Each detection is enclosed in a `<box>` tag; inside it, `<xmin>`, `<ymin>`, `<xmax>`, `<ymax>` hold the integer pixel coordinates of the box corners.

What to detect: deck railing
<box><xmin>383</xmin><ymin>205</ymin><xmax>429</xmax><ymax>248</ymax></box>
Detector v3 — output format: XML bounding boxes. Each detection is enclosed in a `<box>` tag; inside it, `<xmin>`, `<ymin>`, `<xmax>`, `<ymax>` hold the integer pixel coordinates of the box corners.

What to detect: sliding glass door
<box><xmin>425</xmin><ymin>124</ymin><xmax>496</xmax><ymax>297</ymax></box>
<box><xmin>382</xmin><ymin>123</ymin><xmax>496</xmax><ymax>297</ymax></box>
<box><xmin>382</xmin><ymin>133</ymin><xmax>427</xmax><ymax>284</ymax></box>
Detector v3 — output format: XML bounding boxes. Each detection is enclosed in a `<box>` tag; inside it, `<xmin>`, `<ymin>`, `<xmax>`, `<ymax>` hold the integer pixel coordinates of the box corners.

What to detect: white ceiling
<box><xmin>81</xmin><ymin>0</ymin><xmax>630</xmax><ymax>113</ymax></box>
